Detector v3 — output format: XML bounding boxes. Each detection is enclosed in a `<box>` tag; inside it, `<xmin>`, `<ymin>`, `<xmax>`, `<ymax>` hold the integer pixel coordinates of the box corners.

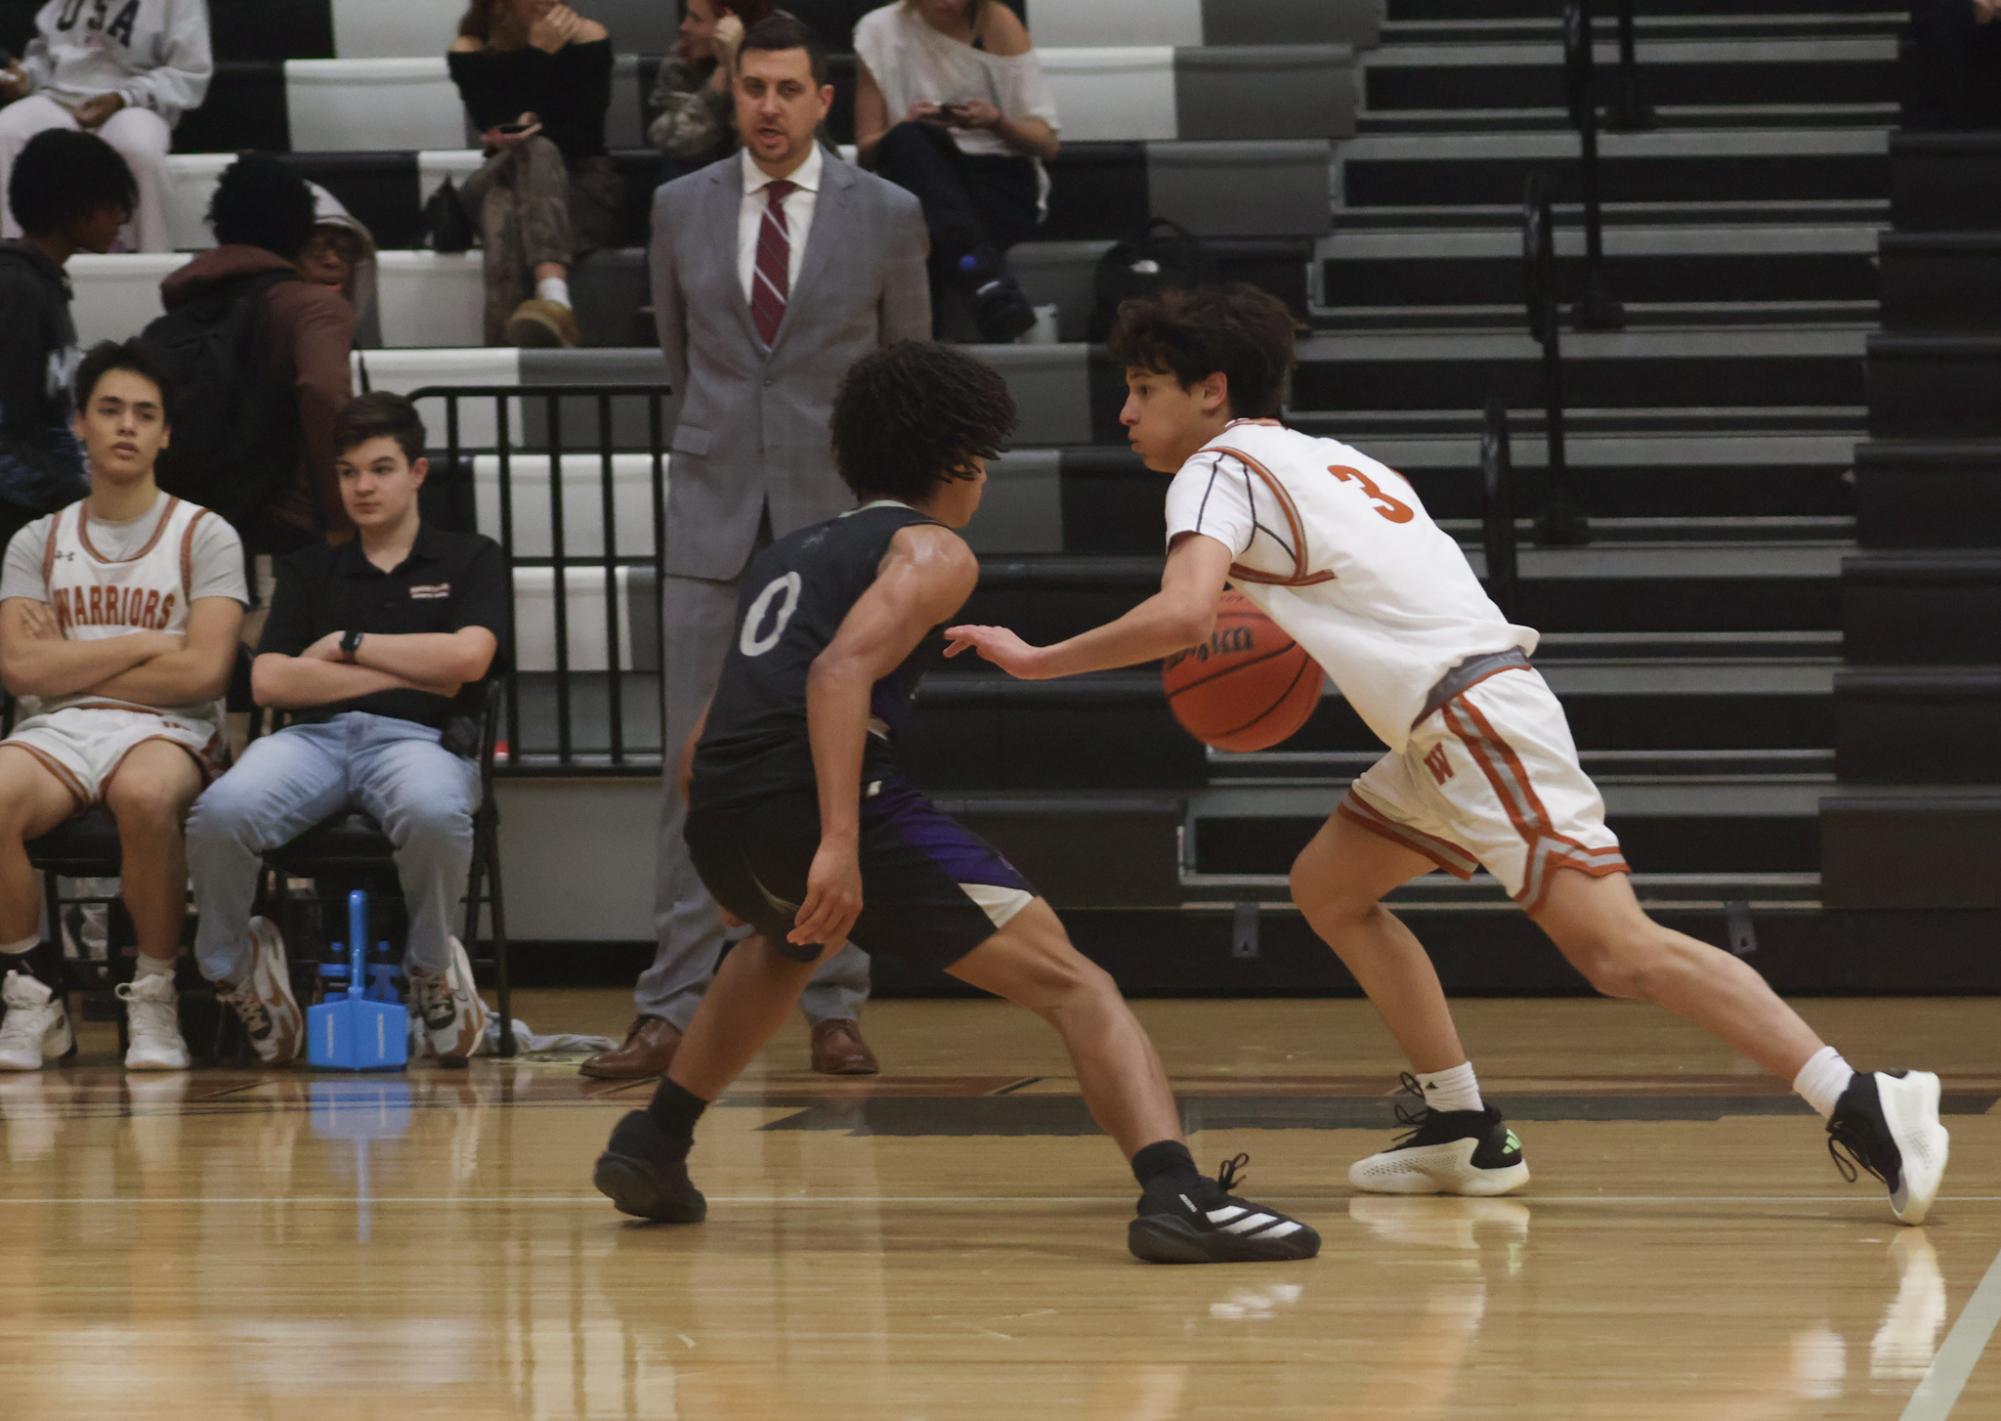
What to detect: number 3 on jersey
<box><xmin>1329</xmin><ymin>464</ymin><xmax>1416</xmax><ymax>525</ymax></box>
<box><xmin>740</xmin><ymin>572</ymin><xmax>803</xmax><ymax>656</ymax></box>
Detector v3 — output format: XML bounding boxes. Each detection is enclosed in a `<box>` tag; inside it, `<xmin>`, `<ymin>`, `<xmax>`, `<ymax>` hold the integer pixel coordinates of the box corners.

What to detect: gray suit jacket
<box><xmin>650</xmin><ymin>153</ymin><xmax>931</xmax><ymax>581</ymax></box>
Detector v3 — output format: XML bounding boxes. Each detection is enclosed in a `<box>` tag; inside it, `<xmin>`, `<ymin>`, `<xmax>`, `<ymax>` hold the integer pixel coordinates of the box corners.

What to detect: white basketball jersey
<box><xmin>29</xmin><ymin>495</ymin><xmax>223</xmax><ymax>727</ymax></box>
<box><xmin>1163</xmin><ymin>419</ymin><xmax>1538</xmax><ymax>753</ymax></box>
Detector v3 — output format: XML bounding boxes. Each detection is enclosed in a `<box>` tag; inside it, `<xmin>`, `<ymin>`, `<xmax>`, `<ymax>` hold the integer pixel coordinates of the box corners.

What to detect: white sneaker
<box><xmin>117</xmin><ymin>971</ymin><xmax>191</xmax><ymax>1071</ymax></box>
<box><xmin>0</xmin><ymin>970</ymin><xmax>72</xmax><ymax>1071</ymax></box>
<box><xmin>1828</xmin><ymin>1069</ymin><xmax>1950</xmax><ymax>1226</ymax></box>
<box><xmin>408</xmin><ymin>936</ymin><xmax>490</xmax><ymax>1063</ymax></box>
<box><xmin>216</xmin><ymin>916</ymin><xmax>303</xmax><ymax>1065</ymax></box>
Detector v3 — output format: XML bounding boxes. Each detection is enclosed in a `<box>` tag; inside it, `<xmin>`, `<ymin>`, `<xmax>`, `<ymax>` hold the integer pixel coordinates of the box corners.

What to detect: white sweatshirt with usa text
<box><xmin>19</xmin><ymin>0</ymin><xmax>212</xmax><ymax>126</ymax></box>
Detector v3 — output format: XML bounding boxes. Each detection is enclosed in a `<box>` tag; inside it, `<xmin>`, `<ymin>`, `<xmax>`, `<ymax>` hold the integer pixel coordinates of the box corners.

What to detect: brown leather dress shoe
<box><xmin>809</xmin><ymin>1018</ymin><xmax>879</xmax><ymax>1075</ymax></box>
<box><xmin>579</xmin><ymin>1016</ymin><xmax>682</xmax><ymax>1079</ymax></box>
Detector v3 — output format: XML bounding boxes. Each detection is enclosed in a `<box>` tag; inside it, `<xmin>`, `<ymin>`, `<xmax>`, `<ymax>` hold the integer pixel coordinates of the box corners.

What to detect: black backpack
<box><xmin>142</xmin><ymin>269</ymin><xmax>302</xmax><ymax>536</ymax></box>
<box><xmin>1088</xmin><ymin>217</ymin><xmax>1216</xmax><ymax>342</ymax></box>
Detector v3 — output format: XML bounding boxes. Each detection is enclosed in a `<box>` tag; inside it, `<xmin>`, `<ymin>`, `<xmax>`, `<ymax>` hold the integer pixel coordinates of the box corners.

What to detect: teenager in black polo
<box><xmin>186</xmin><ymin>392</ymin><xmax>508</xmax><ymax>1064</ymax></box>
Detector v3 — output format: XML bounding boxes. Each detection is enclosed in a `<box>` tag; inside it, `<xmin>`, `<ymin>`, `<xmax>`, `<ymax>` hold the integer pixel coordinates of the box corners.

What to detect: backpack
<box><xmin>142</xmin><ymin>269</ymin><xmax>303</xmax><ymax>537</ymax></box>
<box><xmin>1087</xmin><ymin>217</ymin><xmax>1216</xmax><ymax>342</ymax></box>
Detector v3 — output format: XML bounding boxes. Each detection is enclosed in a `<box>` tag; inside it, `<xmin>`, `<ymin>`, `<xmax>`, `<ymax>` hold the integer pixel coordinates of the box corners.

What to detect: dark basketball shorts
<box><xmin>685</xmin><ymin>775</ymin><xmax>1039</xmax><ymax>970</ymax></box>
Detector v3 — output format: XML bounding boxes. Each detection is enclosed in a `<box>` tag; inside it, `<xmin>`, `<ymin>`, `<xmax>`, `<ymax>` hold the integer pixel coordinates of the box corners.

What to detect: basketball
<box><xmin>1161</xmin><ymin>590</ymin><xmax>1324</xmax><ymax>752</ymax></box>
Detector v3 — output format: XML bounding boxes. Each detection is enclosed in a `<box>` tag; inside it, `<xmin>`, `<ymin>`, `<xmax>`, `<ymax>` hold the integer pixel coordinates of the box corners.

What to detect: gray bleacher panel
<box><xmin>572</xmin><ymin>0</ymin><xmax>680</xmax><ymax>52</ymax></box>
<box><xmin>1147</xmin><ymin>141</ymin><xmax>1333</xmax><ymax>238</ymax></box>
<box><xmin>966</xmin><ymin>449</ymin><xmax>1065</xmax><ymax>555</ymax></box>
<box><xmin>285</xmin><ymin>59</ymin><xmax>470</xmax><ymax>153</ymax></box>
<box><xmin>331</xmin><ymin>0</ymin><xmax>456</xmax><ymax>61</ymax></box>
<box><xmin>1028</xmin><ymin>0</ymin><xmax>1203</xmax><ymax>47</ymax></box>
<box><xmin>983</xmin><ymin>346</ymin><xmax>1096</xmax><ymax>447</ymax></box>
<box><xmin>1205</xmin><ymin>0</ymin><xmax>1379</xmax><ymax>48</ymax></box>
<box><xmin>517</xmin><ymin>351</ymin><xmax>673</xmax><ymax>451</ymax></box>
<box><xmin>1176</xmin><ymin>46</ymin><xmax>1354</xmax><ymax>142</ymax></box>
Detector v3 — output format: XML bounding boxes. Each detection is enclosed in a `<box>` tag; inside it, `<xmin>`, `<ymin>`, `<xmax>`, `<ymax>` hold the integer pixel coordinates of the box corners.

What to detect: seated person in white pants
<box><xmin>0</xmin><ymin>0</ymin><xmax>212</xmax><ymax>253</ymax></box>
<box><xmin>185</xmin><ymin>392</ymin><xmax>508</xmax><ymax>1065</ymax></box>
<box><xmin>0</xmin><ymin>338</ymin><xmax>247</xmax><ymax>1073</ymax></box>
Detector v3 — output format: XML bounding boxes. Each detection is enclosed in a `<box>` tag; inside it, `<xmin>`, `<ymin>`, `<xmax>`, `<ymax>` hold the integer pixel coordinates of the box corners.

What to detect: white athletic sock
<box><xmin>1419</xmin><ymin>1061</ymin><xmax>1484</xmax><ymax>1114</ymax></box>
<box><xmin>133</xmin><ymin>953</ymin><xmax>175</xmax><ymax>982</ymax></box>
<box><xmin>535</xmin><ymin>275</ymin><xmax>571</xmax><ymax>308</ymax></box>
<box><xmin>1793</xmin><ymin>1045</ymin><xmax>1856</xmax><ymax>1120</ymax></box>
<box><xmin>0</xmin><ymin>934</ymin><xmax>39</xmax><ymax>957</ymax></box>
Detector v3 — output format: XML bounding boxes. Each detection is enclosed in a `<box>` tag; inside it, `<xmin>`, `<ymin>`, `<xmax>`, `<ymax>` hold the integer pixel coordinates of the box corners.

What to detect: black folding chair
<box><xmin>258</xmin><ymin>678</ymin><xmax>515</xmax><ymax>1057</ymax></box>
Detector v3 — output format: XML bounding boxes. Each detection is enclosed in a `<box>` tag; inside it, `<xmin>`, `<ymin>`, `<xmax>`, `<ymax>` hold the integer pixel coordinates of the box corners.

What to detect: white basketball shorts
<box><xmin>1341</xmin><ymin>667</ymin><xmax>1629</xmax><ymax>914</ymax></box>
<box><xmin>2</xmin><ymin>705</ymin><xmax>223</xmax><ymax>808</ymax></box>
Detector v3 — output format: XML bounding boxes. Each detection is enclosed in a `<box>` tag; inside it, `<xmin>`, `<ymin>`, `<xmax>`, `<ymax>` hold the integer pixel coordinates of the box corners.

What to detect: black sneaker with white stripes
<box><xmin>1128</xmin><ymin>1153</ymin><xmax>1321</xmax><ymax>1264</ymax></box>
<box><xmin>592</xmin><ymin>1110</ymin><xmax>708</xmax><ymax>1223</ymax></box>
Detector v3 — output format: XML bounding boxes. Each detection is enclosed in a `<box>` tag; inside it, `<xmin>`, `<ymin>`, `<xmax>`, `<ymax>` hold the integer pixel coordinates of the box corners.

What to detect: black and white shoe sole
<box><xmin>1128</xmin><ymin>1213</ymin><xmax>1321</xmax><ymax>1265</ymax></box>
<box><xmin>1878</xmin><ymin>1071</ymin><xmax>1950</xmax><ymax>1226</ymax></box>
<box><xmin>592</xmin><ymin>1150</ymin><xmax>708</xmax><ymax>1224</ymax></box>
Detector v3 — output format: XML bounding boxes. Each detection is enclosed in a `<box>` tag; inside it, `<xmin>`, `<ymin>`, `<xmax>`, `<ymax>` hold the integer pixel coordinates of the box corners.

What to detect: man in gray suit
<box><xmin>583</xmin><ymin>13</ymin><xmax>930</xmax><ymax>1079</ymax></box>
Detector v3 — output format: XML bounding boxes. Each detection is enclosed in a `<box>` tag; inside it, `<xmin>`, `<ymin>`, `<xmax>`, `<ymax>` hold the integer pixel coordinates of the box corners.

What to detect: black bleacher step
<box><xmin>1889</xmin><ymin>132</ymin><xmax>2001</xmax><ymax>230</ymax></box>
<box><xmin>1181</xmin><ymin>869</ymin><xmax>1823</xmax><ymax>907</ymax></box>
<box><xmin>1316</xmin><ymin>301</ymin><xmax>1879</xmax><ymax>333</ymax></box>
<box><xmin>1835</xmin><ymin>669</ymin><xmax>2001</xmax><ymax>781</ymax></box>
<box><xmin>1853</xmin><ymin>441</ymin><xmax>2001</xmax><ymax>547</ymax></box>
<box><xmin>1291</xmin><ymin>328</ymin><xmax>1867</xmax><ymax>417</ymax></box>
<box><xmin>1342</xmin><ymin>131</ymin><xmax>1888</xmax><ymax>209</ymax></box>
<box><xmin>1361</xmin><ymin>40</ymin><xmax>1895</xmax><ymax>112</ymax></box>
<box><xmin>176</xmin><ymin>61</ymin><xmax>294</xmax><ymax>154</ymax></box>
<box><xmin>1866</xmin><ymin>334</ymin><xmax>2001</xmax><ymax>437</ymax></box>
<box><xmin>1822</xmin><ymin>787</ymin><xmax>2001</xmax><ymax>909</ymax></box>
<box><xmin>1389</xmin><ymin>0</ymin><xmax>1894</xmax><ymax>20</ymax></box>
<box><xmin>1014</xmin><ymin>238</ymin><xmax>1313</xmax><ymax>344</ymax></box>
<box><xmin>1295</xmin><ymin>406</ymin><xmax>1870</xmax><ymax>440</ymax></box>
<box><xmin>1338</xmin><ymin>200</ymin><xmax>1892</xmax><ymax>232</ymax></box>
<box><xmin>1359</xmin><ymin>105</ymin><xmax>1900</xmax><ymax>134</ymax></box>
<box><xmin>1880</xmin><ymin>232</ymin><xmax>2001</xmax><ymax>332</ymax></box>
<box><xmin>1843</xmin><ymin>555</ymin><xmax>2001</xmax><ymax>664</ymax></box>
<box><xmin>1321</xmin><ymin>228</ymin><xmax>1878</xmax><ymax>310</ymax></box>
<box><xmin>1213</xmin><ymin>747</ymin><xmax>1835</xmax><ymax>782</ymax></box>
<box><xmin>1188</xmin><ymin>778</ymin><xmax>1827</xmax><ymax>876</ymax></box>
<box><xmin>941</xmin><ymin>793</ymin><xmax>1185</xmax><ymax>909</ymax></box>
<box><xmin>1382</xmin><ymin>16</ymin><xmax>1905</xmax><ymax>44</ymax></box>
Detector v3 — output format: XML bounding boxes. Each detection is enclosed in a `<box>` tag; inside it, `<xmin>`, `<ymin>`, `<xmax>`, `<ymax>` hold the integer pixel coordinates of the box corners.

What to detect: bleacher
<box><xmin>6</xmin><ymin>0</ymin><xmax>1996</xmax><ymax>987</ymax></box>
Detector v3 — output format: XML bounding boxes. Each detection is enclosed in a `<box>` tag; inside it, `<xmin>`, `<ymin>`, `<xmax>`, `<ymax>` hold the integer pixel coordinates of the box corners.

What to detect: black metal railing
<box><xmin>1523</xmin><ymin>174</ymin><xmax>1590</xmax><ymax>546</ymax></box>
<box><xmin>1480</xmin><ymin>398</ymin><xmax>1521</xmax><ymax>619</ymax></box>
<box><xmin>1603</xmin><ymin>0</ymin><xmax>1656</xmax><ymax>132</ymax></box>
<box><xmin>410</xmin><ymin>383</ymin><xmax>672</xmax><ymax>775</ymax></box>
<box><xmin>1561</xmin><ymin>0</ymin><xmax>1626</xmax><ymax>331</ymax></box>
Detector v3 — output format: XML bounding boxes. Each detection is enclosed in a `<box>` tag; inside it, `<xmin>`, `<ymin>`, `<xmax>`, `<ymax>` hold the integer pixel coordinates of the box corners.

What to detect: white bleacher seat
<box><xmin>286</xmin><ymin>59</ymin><xmax>469</xmax><ymax>153</ymax></box>
<box><xmin>330</xmin><ymin>0</ymin><xmax>463</xmax><ymax>62</ymax></box>
<box><xmin>470</xmin><ymin>454</ymin><xmax>661</xmax><ymax>560</ymax></box>
<box><xmin>376</xmin><ymin>251</ymin><xmax>487</xmax><ymax>348</ymax></box>
<box><xmin>165</xmin><ymin>153</ymin><xmax>233</xmax><ymax>252</ymax></box>
<box><xmin>510</xmin><ymin>565</ymin><xmax>650</xmax><ymax>674</ymax></box>
<box><xmin>373</xmin><ymin>349</ymin><xmax>521</xmax><ymax>446</ymax></box>
<box><xmin>67</xmin><ymin>255</ymin><xmax>176</xmax><ymax>346</ymax></box>
<box><xmin>1040</xmin><ymin>48</ymin><xmax>1179</xmax><ymax>144</ymax></box>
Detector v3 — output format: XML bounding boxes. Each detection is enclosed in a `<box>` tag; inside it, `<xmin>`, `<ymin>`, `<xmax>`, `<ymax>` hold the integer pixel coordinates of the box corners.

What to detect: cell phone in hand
<box><xmin>497</xmin><ymin>121</ymin><xmax>536</xmax><ymax>135</ymax></box>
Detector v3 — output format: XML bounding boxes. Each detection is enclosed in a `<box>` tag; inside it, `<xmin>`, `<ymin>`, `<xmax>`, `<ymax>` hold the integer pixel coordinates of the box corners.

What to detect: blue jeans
<box><xmin>188</xmin><ymin>714</ymin><xmax>481</xmax><ymax>984</ymax></box>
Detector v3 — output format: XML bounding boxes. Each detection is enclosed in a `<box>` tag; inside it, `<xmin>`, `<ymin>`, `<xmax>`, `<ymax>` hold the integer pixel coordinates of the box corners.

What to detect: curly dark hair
<box><xmin>1105</xmin><ymin>283</ymin><xmax>1297</xmax><ymax>419</ymax></box>
<box><xmin>75</xmin><ymin>339</ymin><xmax>174</xmax><ymax>423</ymax></box>
<box><xmin>8</xmin><ymin>129</ymin><xmax>136</xmax><ymax>239</ymax></box>
<box><xmin>207</xmin><ymin>153</ymin><xmax>318</xmax><ymax>259</ymax></box>
<box><xmin>831</xmin><ymin>342</ymin><xmax>1016</xmax><ymax>503</ymax></box>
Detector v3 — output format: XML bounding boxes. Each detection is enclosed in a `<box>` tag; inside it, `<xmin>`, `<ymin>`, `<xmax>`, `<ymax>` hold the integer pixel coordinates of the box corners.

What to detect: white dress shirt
<box><xmin>738</xmin><ymin>143</ymin><xmax>823</xmax><ymax>305</ymax></box>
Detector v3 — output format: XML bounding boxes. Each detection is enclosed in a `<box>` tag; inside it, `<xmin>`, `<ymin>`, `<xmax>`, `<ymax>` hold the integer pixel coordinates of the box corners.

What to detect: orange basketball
<box><xmin>1161</xmin><ymin>590</ymin><xmax>1324</xmax><ymax>752</ymax></box>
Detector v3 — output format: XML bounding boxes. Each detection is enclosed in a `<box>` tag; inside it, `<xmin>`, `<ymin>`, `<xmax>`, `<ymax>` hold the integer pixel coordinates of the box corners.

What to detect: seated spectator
<box><xmin>303</xmin><ymin>184</ymin><xmax>381</xmax><ymax>346</ymax></box>
<box><xmin>1908</xmin><ymin>0</ymin><xmax>2001</xmax><ymax>128</ymax></box>
<box><xmin>0</xmin><ymin>0</ymin><xmax>212</xmax><ymax>253</ymax></box>
<box><xmin>647</xmin><ymin>0</ymin><xmax>773</xmax><ymax>178</ymax></box>
<box><xmin>853</xmin><ymin>0</ymin><xmax>1060</xmax><ymax>342</ymax></box>
<box><xmin>0</xmin><ymin>129</ymin><xmax>134</xmax><ymax>556</ymax></box>
<box><xmin>449</xmin><ymin>0</ymin><xmax>624</xmax><ymax>348</ymax></box>
<box><xmin>156</xmin><ymin>155</ymin><xmax>357</xmax><ymax>557</ymax></box>
<box><xmin>186</xmin><ymin>392</ymin><xmax>507</xmax><ymax>1066</ymax></box>
<box><xmin>0</xmin><ymin>338</ymin><xmax>248</xmax><ymax>1073</ymax></box>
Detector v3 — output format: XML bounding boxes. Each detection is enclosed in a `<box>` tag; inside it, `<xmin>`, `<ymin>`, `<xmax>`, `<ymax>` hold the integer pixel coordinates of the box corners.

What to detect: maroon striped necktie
<box><xmin>751</xmin><ymin>179</ymin><xmax>798</xmax><ymax>346</ymax></box>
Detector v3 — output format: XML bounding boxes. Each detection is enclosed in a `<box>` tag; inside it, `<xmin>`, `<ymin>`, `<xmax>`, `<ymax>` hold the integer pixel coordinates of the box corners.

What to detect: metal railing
<box><xmin>1480</xmin><ymin>399</ymin><xmax>1521</xmax><ymax>619</ymax></box>
<box><xmin>410</xmin><ymin>383</ymin><xmax>672</xmax><ymax>775</ymax></box>
<box><xmin>1522</xmin><ymin>174</ymin><xmax>1590</xmax><ymax>546</ymax></box>
<box><xmin>1603</xmin><ymin>0</ymin><xmax>1656</xmax><ymax>132</ymax></box>
<box><xmin>1560</xmin><ymin>0</ymin><xmax>1626</xmax><ymax>331</ymax></box>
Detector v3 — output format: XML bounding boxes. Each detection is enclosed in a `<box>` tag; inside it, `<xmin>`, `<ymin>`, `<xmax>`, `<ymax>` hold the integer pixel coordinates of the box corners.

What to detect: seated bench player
<box><xmin>0</xmin><ymin>338</ymin><xmax>247</xmax><ymax>1072</ymax></box>
<box><xmin>944</xmin><ymin>285</ymin><xmax>1950</xmax><ymax>1227</ymax></box>
<box><xmin>185</xmin><ymin>392</ymin><xmax>506</xmax><ymax>1065</ymax></box>
<box><xmin>590</xmin><ymin>340</ymin><xmax>1320</xmax><ymax>1264</ymax></box>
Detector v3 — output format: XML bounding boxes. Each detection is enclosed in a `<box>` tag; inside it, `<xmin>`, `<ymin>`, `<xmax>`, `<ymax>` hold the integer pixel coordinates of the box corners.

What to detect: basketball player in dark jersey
<box><xmin>592</xmin><ymin>342</ymin><xmax>1319</xmax><ymax>1263</ymax></box>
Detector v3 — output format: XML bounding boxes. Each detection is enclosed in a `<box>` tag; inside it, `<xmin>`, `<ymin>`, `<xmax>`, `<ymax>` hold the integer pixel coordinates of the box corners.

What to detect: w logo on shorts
<box><xmin>1423</xmin><ymin>744</ymin><xmax>1454</xmax><ymax>785</ymax></box>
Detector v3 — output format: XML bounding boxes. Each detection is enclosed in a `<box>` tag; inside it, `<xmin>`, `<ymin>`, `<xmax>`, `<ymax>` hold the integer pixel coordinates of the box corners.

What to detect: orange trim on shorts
<box><xmin>1338</xmin><ymin>789</ymin><xmax>1479</xmax><ymax>880</ymax></box>
<box><xmin>0</xmin><ymin>739</ymin><xmax>91</xmax><ymax>811</ymax></box>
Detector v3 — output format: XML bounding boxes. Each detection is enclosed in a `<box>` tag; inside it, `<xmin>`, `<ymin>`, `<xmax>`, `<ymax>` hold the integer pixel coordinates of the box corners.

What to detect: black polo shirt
<box><xmin>257</xmin><ymin>523</ymin><xmax>510</xmax><ymax>728</ymax></box>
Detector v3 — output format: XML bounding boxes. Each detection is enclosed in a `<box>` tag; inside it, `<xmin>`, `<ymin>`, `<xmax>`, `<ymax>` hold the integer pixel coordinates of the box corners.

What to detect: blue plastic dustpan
<box><xmin>307</xmin><ymin>890</ymin><xmax>409</xmax><ymax>1072</ymax></box>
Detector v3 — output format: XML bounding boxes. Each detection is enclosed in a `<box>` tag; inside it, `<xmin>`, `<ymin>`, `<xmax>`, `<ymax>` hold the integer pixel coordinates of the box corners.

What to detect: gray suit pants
<box><xmin>639</xmin><ymin>568</ymin><xmax>870</xmax><ymax>1029</ymax></box>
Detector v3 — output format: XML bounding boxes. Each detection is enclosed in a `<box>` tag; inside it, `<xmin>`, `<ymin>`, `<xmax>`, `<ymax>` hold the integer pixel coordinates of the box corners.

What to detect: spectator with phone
<box><xmin>646</xmin><ymin>0</ymin><xmax>774</xmax><ymax>176</ymax></box>
<box><xmin>853</xmin><ymin>0</ymin><xmax>1059</xmax><ymax>342</ymax></box>
<box><xmin>448</xmin><ymin>0</ymin><xmax>624</xmax><ymax>347</ymax></box>
<box><xmin>0</xmin><ymin>0</ymin><xmax>212</xmax><ymax>253</ymax></box>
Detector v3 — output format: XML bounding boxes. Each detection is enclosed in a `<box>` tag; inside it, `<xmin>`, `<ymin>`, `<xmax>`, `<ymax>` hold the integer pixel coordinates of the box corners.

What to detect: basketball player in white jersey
<box><xmin>946</xmin><ymin>285</ymin><xmax>1950</xmax><ymax>1225</ymax></box>
<box><xmin>0</xmin><ymin>339</ymin><xmax>247</xmax><ymax>1071</ymax></box>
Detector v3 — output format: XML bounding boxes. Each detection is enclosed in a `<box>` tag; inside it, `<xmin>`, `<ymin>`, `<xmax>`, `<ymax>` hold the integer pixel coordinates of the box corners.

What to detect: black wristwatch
<box><xmin>340</xmin><ymin>628</ymin><xmax>365</xmax><ymax>662</ymax></box>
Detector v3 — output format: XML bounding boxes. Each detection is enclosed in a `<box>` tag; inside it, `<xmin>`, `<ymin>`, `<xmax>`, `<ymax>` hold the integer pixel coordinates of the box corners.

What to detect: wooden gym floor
<box><xmin>2</xmin><ymin>992</ymin><xmax>1996</xmax><ymax>1420</ymax></box>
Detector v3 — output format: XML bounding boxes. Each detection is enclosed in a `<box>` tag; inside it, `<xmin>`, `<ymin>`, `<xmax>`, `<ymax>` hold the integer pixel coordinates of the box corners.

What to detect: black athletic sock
<box><xmin>645</xmin><ymin>1078</ymin><xmax>710</xmax><ymax>1142</ymax></box>
<box><xmin>1131</xmin><ymin>1139</ymin><xmax>1202</xmax><ymax>1192</ymax></box>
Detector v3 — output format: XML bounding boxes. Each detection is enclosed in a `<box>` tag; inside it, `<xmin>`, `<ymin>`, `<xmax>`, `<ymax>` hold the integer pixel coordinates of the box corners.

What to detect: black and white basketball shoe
<box><xmin>593</xmin><ymin>1110</ymin><xmax>708</xmax><ymax>1223</ymax></box>
<box><xmin>1129</xmin><ymin>1153</ymin><xmax>1322</xmax><ymax>1264</ymax></box>
<box><xmin>1827</xmin><ymin>1070</ymin><xmax>1949</xmax><ymax>1225</ymax></box>
<box><xmin>1348</xmin><ymin>1074</ymin><xmax>1530</xmax><ymax>1197</ymax></box>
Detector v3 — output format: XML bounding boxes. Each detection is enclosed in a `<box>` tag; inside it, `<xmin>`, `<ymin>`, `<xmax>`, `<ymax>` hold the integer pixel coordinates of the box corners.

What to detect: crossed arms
<box><xmin>250</xmin><ymin>628</ymin><xmax>499</xmax><ymax>710</ymax></box>
<box><xmin>0</xmin><ymin>596</ymin><xmax>243</xmax><ymax>706</ymax></box>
